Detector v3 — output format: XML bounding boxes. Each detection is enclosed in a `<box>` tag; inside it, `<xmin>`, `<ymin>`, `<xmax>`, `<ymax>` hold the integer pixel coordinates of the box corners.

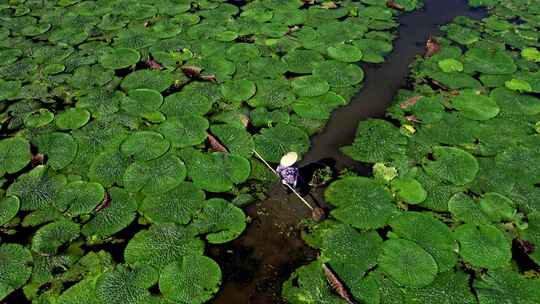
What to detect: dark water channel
<box><xmin>210</xmin><ymin>1</ymin><xmax>486</xmax><ymax>303</ymax></box>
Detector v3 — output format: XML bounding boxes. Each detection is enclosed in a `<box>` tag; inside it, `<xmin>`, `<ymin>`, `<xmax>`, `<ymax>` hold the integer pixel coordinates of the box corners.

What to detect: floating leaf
<box><xmin>210</xmin><ymin>124</ymin><xmax>254</xmax><ymax>157</ymax></box>
<box><xmin>121</xmin><ymin>69</ymin><xmax>174</xmax><ymax>92</ymax></box>
<box><xmin>253</xmin><ymin>124</ymin><xmax>310</xmax><ymax>163</ymax></box>
<box><xmin>31</xmin><ymin>220</ymin><xmax>80</xmax><ymax>254</ymax></box>
<box><xmin>505</xmin><ymin>78</ymin><xmax>532</xmax><ymax>93</ymax></box>
<box><xmin>292</xmin><ymin>92</ymin><xmax>347</xmax><ymax>120</ymax></box>
<box><xmin>23</xmin><ymin>108</ymin><xmax>54</xmax><ymax>128</ymax></box>
<box><xmin>438</xmin><ymin>58</ymin><xmax>463</xmax><ymax>72</ymax></box>
<box><xmin>0</xmin><ymin>137</ymin><xmax>31</xmax><ymax>176</ymax></box>
<box><xmin>139</xmin><ymin>182</ymin><xmax>205</xmax><ymax>225</ymax></box>
<box><xmin>0</xmin><ymin>196</ymin><xmax>19</xmax><ymax>226</ymax></box>
<box><xmin>124</xmin><ymin>223</ymin><xmax>204</xmax><ymax>271</ymax></box>
<box><xmin>123</xmin><ymin>153</ymin><xmax>186</xmax><ymax>194</ymax></box>
<box><xmin>82</xmin><ymin>187</ymin><xmax>137</xmax><ymax>238</ymax></box>
<box><xmin>157</xmin><ymin>115</ymin><xmax>209</xmax><ymax>148</ymax></box>
<box><xmin>327</xmin><ymin>44</ymin><xmax>363</xmax><ymax>62</ymax></box>
<box><xmin>0</xmin><ymin>80</ymin><xmax>21</xmax><ymax>101</ymax></box>
<box><xmin>378</xmin><ymin>239</ymin><xmax>438</xmax><ymax>287</ymax></box>
<box><xmin>99</xmin><ymin>48</ymin><xmax>140</xmax><ymax>69</ymax></box>
<box><xmin>479</xmin><ymin>192</ymin><xmax>515</xmax><ymax>222</ymax></box>
<box><xmin>325</xmin><ymin>177</ymin><xmax>397</xmax><ymax>230</ymax></box>
<box><xmin>54</xmin><ymin>181</ymin><xmax>105</xmax><ymax>216</ymax></box>
<box><xmin>291</xmin><ymin>75</ymin><xmax>330</xmax><ymax>97</ymax></box>
<box><xmin>313</xmin><ymin>60</ymin><xmax>364</xmax><ymax>87</ymax></box>
<box><xmin>521</xmin><ymin>47</ymin><xmax>540</xmax><ymax>62</ymax></box>
<box><xmin>120</xmin><ymin>131</ymin><xmax>170</xmax><ymax>161</ymax></box>
<box><xmin>448</xmin><ymin>193</ymin><xmax>490</xmax><ymax>225</ymax></box>
<box><xmin>389</xmin><ymin>212</ymin><xmax>458</xmax><ymax>272</ymax></box>
<box><xmin>121</xmin><ymin>89</ymin><xmax>163</xmax><ymax>117</ymax></box>
<box><xmin>55</xmin><ymin>108</ymin><xmax>91</xmax><ymax>130</ymax></box>
<box><xmin>161</xmin><ymin>91</ymin><xmax>213</xmax><ymax>117</ymax></box>
<box><xmin>7</xmin><ymin>165</ymin><xmax>67</xmax><ymax>210</ymax></box>
<box><xmin>220</xmin><ymin>79</ymin><xmax>256</xmax><ymax>103</ymax></box>
<box><xmin>451</xmin><ymin>90</ymin><xmax>499</xmax><ymax>121</ymax></box>
<box><xmin>193</xmin><ymin>198</ymin><xmax>246</xmax><ymax>244</ymax></box>
<box><xmin>474</xmin><ymin>268</ymin><xmax>540</xmax><ymax>303</ymax></box>
<box><xmin>95</xmin><ymin>265</ymin><xmax>156</xmax><ymax>304</ymax></box>
<box><xmin>454</xmin><ymin>224</ymin><xmax>511</xmax><ymax>269</ymax></box>
<box><xmin>0</xmin><ymin>244</ymin><xmax>32</xmax><ymax>301</ymax></box>
<box><xmin>181</xmin><ymin>150</ymin><xmax>250</xmax><ymax>193</ymax></box>
<box><xmin>159</xmin><ymin>255</ymin><xmax>222</xmax><ymax>304</ymax></box>
<box><xmin>33</xmin><ymin>132</ymin><xmax>77</xmax><ymax>170</ymax></box>
<box><xmin>247</xmin><ymin>79</ymin><xmax>295</xmax><ymax>109</ymax></box>
<box><xmin>463</xmin><ymin>48</ymin><xmax>516</xmax><ymax>75</ymax></box>
<box><xmin>89</xmin><ymin>151</ymin><xmax>129</xmax><ymax>188</ymax></box>
<box><xmin>391</xmin><ymin>178</ymin><xmax>427</xmax><ymax>204</ymax></box>
<box><xmin>423</xmin><ymin>146</ymin><xmax>479</xmax><ymax>186</ymax></box>
<box><xmin>404</xmin><ymin>270</ymin><xmax>477</xmax><ymax>304</ymax></box>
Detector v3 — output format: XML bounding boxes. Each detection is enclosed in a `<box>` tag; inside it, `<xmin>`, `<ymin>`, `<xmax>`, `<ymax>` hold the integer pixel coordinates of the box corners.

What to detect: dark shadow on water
<box><xmin>212</xmin><ymin>1</ymin><xmax>486</xmax><ymax>303</ymax></box>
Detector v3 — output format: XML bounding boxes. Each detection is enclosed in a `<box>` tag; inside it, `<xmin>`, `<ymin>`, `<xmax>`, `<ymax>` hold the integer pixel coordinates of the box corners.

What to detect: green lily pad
<box><xmin>389</xmin><ymin>212</ymin><xmax>458</xmax><ymax>273</ymax></box>
<box><xmin>160</xmin><ymin>255</ymin><xmax>221</xmax><ymax>304</ymax></box>
<box><xmin>479</xmin><ymin>192</ymin><xmax>515</xmax><ymax>222</ymax></box>
<box><xmin>7</xmin><ymin>165</ymin><xmax>67</xmax><ymax>211</ymax></box>
<box><xmin>153</xmin><ymin>113</ymin><xmax>207</xmax><ymax>145</ymax></box>
<box><xmin>0</xmin><ymin>244</ymin><xmax>32</xmax><ymax>301</ymax></box>
<box><xmin>0</xmin><ymin>80</ymin><xmax>22</xmax><ymax>101</ymax></box>
<box><xmin>210</xmin><ymin>124</ymin><xmax>254</xmax><ymax>157</ymax></box>
<box><xmin>99</xmin><ymin>48</ymin><xmax>140</xmax><ymax>69</ymax></box>
<box><xmin>521</xmin><ymin>47</ymin><xmax>540</xmax><ymax>62</ymax></box>
<box><xmin>123</xmin><ymin>153</ymin><xmax>186</xmax><ymax>195</ymax></box>
<box><xmin>220</xmin><ymin>79</ymin><xmax>256</xmax><ymax>103</ymax></box>
<box><xmin>0</xmin><ymin>196</ymin><xmax>19</xmax><ymax>226</ymax></box>
<box><xmin>454</xmin><ymin>224</ymin><xmax>511</xmax><ymax>269</ymax></box>
<box><xmin>448</xmin><ymin>193</ymin><xmax>490</xmax><ymax>225</ymax></box>
<box><xmin>282</xmin><ymin>49</ymin><xmax>324</xmax><ymax>74</ymax></box>
<box><xmin>292</xmin><ymin>92</ymin><xmax>347</xmax><ymax>119</ymax></box>
<box><xmin>54</xmin><ymin>181</ymin><xmax>105</xmax><ymax>216</ymax></box>
<box><xmin>0</xmin><ymin>137</ymin><xmax>31</xmax><ymax>176</ymax></box>
<box><xmin>327</xmin><ymin>44</ymin><xmax>363</xmax><ymax>62</ymax></box>
<box><xmin>181</xmin><ymin>150</ymin><xmax>250</xmax><ymax>193</ymax></box>
<box><xmin>325</xmin><ymin>176</ymin><xmax>397</xmax><ymax>230</ymax></box>
<box><xmin>451</xmin><ymin>90</ymin><xmax>499</xmax><ymax>121</ymax></box>
<box><xmin>23</xmin><ymin>108</ymin><xmax>54</xmax><ymax>128</ymax></box>
<box><xmin>121</xmin><ymin>89</ymin><xmax>163</xmax><ymax>117</ymax></box>
<box><xmin>474</xmin><ymin>268</ymin><xmax>540</xmax><ymax>303</ymax></box>
<box><xmin>291</xmin><ymin>75</ymin><xmax>330</xmax><ymax>97</ymax></box>
<box><xmin>378</xmin><ymin>239</ymin><xmax>438</xmax><ymax>287</ymax></box>
<box><xmin>81</xmin><ymin>187</ymin><xmax>137</xmax><ymax>238</ymax></box>
<box><xmin>55</xmin><ymin>108</ymin><xmax>91</xmax><ymax>130</ymax></box>
<box><xmin>120</xmin><ymin>131</ymin><xmax>170</xmax><ymax>161</ymax></box>
<box><xmin>505</xmin><ymin>78</ymin><xmax>532</xmax><ymax>93</ymax></box>
<box><xmin>247</xmin><ymin>79</ymin><xmax>295</xmax><ymax>109</ymax></box>
<box><xmin>438</xmin><ymin>58</ymin><xmax>464</xmax><ymax>73</ymax></box>
<box><xmin>193</xmin><ymin>198</ymin><xmax>246</xmax><ymax>244</ymax></box>
<box><xmin>160</xmin><ymin>91</ymin><xmax>213</xmax><ymax>117</ymax></box>
<box><xmin>391</xmin><ymin>178</ymin><xmax>427</xmax><ymax>204</ymax></box>
<box><xmin>463</xmin><ymin>48</ymin><xmax>516</xmax><ymax>75</ymax></box>
<box><xmin>423</xmin><ymin>146</ymin><xmax>479</xmax><ymax>186</ymax></box>
<box><xmin>33</xmin><ymin>132</ymin><xmax>78</xmax><ymax>170</ymax></box>
<box><xmin>31</xmin><ymin>219</ymin><xmax>80</xmax><ymax>254</ymax></box>
<box><xmin>139</xmin><ymin>182</ymin><xmax>205</xmax><ymax>225</ymax></box>
<box><xmin>88</xmin><ymin>151</ymin><xmax>129</xmax><ymax>188</ymax></box>
<box><xmin>341</xmin><ymin>119</ymin><xmax>407</xmax><ymax>163</ymax></box>
<box><xmin>404</xmin><ymin>271</ymin><xmax>477</xmax><ymax>304</ymax></box>
<box><xmin>121</xmin><ymin>69</ymin><xmax>174</xmax><ymax>92</ymax></box>
<box><xmin>124</xmin><ymin>223</ymin><xmax>204</xmax><ymax>271</ymax></box>
<box><xmin>313</xmin><ymin>60</ymin><xmax>364</xmax><ymax>87</ymax></box>
<box><xmin>253</xmin><ymin>124</ymin><xmax>310</xmax><ymax>163</ymax></box>
<box><xmin>95</xmin><ymin>265</ymin><xmax>156</xmax><ymax>304</ymax></box>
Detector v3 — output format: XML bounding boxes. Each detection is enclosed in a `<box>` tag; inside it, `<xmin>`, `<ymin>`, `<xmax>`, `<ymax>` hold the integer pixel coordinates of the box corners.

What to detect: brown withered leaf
<box><xmin>399</xmin><ymin>96</ymin><xmax>422</xmax><ymax>109</ymax></box>
<box><xmin>322</xmin><ymin>263</ymin><xmax>355</xmax><ymax>304</ymax></box>
<box><xmin>207</xmin><ymin>132</ymin><xmax>228</xmax><ymax>153</ymax></box>
<box><xmin>425</xmin><ymin>35</ymin><xmax>441</xmax><ymax>57</ymax></box>
<box><xmin>31</xmin><ymin>153</ymin><xmax>45</xmax><ymax>167</ymax></box>
<box><xmin>430</xmin><ymin>78</ymin><xmax>449</xmax><ymax>91</ymax></box>
<box><xmin>386</xmin><ymin>1</ymin><xmax>405</xmax><ymax>11</ymax></box>
<box><xmin>239</xmin><ymin>114</ymin><xmax>250</xmax><ymax>128</ymax></box>
<box><xmin>181</xmin><ymin>65</ymin><xmax>202</xmax><ymax>78</ymax></box>
<box><xmin>405</xmin><ymin>115</ymin><xmax>420</xmax><ymax>123</ymax></box>
<box><xmin>200</xmin><ymin>74</ymin><xmax>217</xmax><ymax>82</ymax></box>
<box><xmin>146</xmin><ymin>59</ymin><xmax>162</xmax><ymax>70</ymax></box>
<box><xmin>311</xmin><ymin>207</ymin><xmax>327</xmax><ymax>222</ymax></box>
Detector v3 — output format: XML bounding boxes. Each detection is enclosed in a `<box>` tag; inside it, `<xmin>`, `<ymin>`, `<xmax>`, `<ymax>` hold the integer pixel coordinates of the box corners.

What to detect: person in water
<box><xmin>276</xmin><ymin>151</ymin><xmax>300</xmax><ymax>188</ymax></box>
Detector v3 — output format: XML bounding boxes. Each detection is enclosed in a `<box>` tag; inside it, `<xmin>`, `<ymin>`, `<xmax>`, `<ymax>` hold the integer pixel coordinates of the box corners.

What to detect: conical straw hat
<box><xmin>280</xmin><ymin>152</ymin><xmax>298</xmax><ymax>167</ymax></box>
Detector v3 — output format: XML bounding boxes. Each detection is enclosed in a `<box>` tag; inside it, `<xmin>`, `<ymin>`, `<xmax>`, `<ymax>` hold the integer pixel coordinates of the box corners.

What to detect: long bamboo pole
<box><xmin>251</xmin><ymin>149</ymin><xmax>314</xmax><ymax>211</ymax></box>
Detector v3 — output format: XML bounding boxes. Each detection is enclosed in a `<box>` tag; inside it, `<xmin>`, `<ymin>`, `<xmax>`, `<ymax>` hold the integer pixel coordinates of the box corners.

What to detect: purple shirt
<box><xmin>276</xmin><ymin>164</ymin><xmax>299</xmax><ymax>187</ymax></box>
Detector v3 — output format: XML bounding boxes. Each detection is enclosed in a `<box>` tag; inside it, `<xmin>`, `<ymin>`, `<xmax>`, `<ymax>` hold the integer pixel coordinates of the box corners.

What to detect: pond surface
<box><xmin>211</xmin><ymin>1</ymin><xmax>486</xmax><ymax>303</ymax></box>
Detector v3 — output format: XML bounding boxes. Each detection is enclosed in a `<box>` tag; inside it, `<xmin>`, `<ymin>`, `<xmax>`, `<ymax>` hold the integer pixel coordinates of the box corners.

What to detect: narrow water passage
<box><xmin>211</xmin><ymin>1</ymin><xmax>486</xmax><ymax>303</ymax></box>
<box><xmin>301</xmin><ymin>0</ymin><xmax>486</xmax><ymax>168</ymax></box>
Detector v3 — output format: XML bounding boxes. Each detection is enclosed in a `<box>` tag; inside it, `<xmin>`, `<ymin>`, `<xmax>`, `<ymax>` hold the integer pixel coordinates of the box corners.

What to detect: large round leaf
<box><xmin>0</xmin><ymin>137</ymin><xmax>31</xmax><ymax>176</ymax></box>
<box><xmin>121</xmin><ymin>69</ymin><xmax>174</xmax><ymax>92</ymax></box>
<box><xmin>120</xmin><ymin>131</ymin><xmax>170</xmax><ymax>161</ymax></box>
<box><xmin>157</xmin><ymin>115</ymin><xmax>209</xmax><ymax>148</ymax></box>
<box><xmin>378</xmin><ymin>239</ymin><xmax>438</xmax><ymax>287</ymax></box>
<box><xmin>55</xmin><ymin>108</ymin><xmax>91</xmax><ymax>130</ymax></box>
<box><xmin>160</xmin><ymin>91</ymin><xmax>213</xmax><ymax>117</ymax></box>
<box><xmin>0</xmin><ymin>196</ymin><xmax>19</xmax><ymax>226</ymax></box>
<box><xmin>291</xmin><ymin>75</ymin><xmax>330</xmax><ymax>97</ymax></box>
<box><xmin>33</xmin><ymin>132</ymin><xmax>77</xmax><ymax>170</ymax></box>
<box><xmin>313</xmin><ymin>60</ymin><xmax>364</xmax><ymax>87</ymax></box>
<box><xmin>454</xmin><ymin>224</ymin><xmax>511</xmax><ymax>269</ymax></box>
<box><xmin>0</xmin><ymin>244</ymin><xmax>32</xmax><ymax>301</ymax></box>
<box><xmin>123</xmin><ymin>153</ymin><xmax>186</xmax><ymax>194</ymax></box>
<box><xmin>54</xmin><ymin>181</ymin><xmax>105</xmax><ymax>216</ymax></box>
<box><xmin>99</xmin><ymin>48</ymin><xmax>140</xmax><ymax>69</ymax></box>
<box><xmin>192</xmin><ymin>198</ymin><xmax>246</xmax><ymax>244</ymax></box>
<box><xmin>451</xmin><ymin>90</ymin><xmax>499</xmax><ymax>121</ymax></box>
<box><xmin>159</xmin><ymin>255</ymin><xmax>221</xmax><ymax>304</ymax></box>
<box><xmin>325</xmin><ymin>176</ymin><xmax>397</xmax><ymax>230</ymax></box>
<box><xmin>95</xmin><ymin>265</ymin><xmax>155</xmax><ymax>304</ymax></box>
<box><xmin>220</xmin><ymin>79</ymin><xmax>256</xmax><ymax>103</ymax></box>
<box><xmin>423</xmin><ymin>146</ymin><xmax>479</xmax><ymax>186</ymax></box>
<box><xmin>31</xmin><ymin>220</ymin><xmax>80</xmax><ymax>254</ymax></box>
<box><xmin>139</xmin><ymin>182</ymin><xmax>205</xmax><ymax>224</ymax></box>
<box><xmin>253</xmin><ymin>124</ymin><xmax>309</xmax><ymax>163</ymax></box>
